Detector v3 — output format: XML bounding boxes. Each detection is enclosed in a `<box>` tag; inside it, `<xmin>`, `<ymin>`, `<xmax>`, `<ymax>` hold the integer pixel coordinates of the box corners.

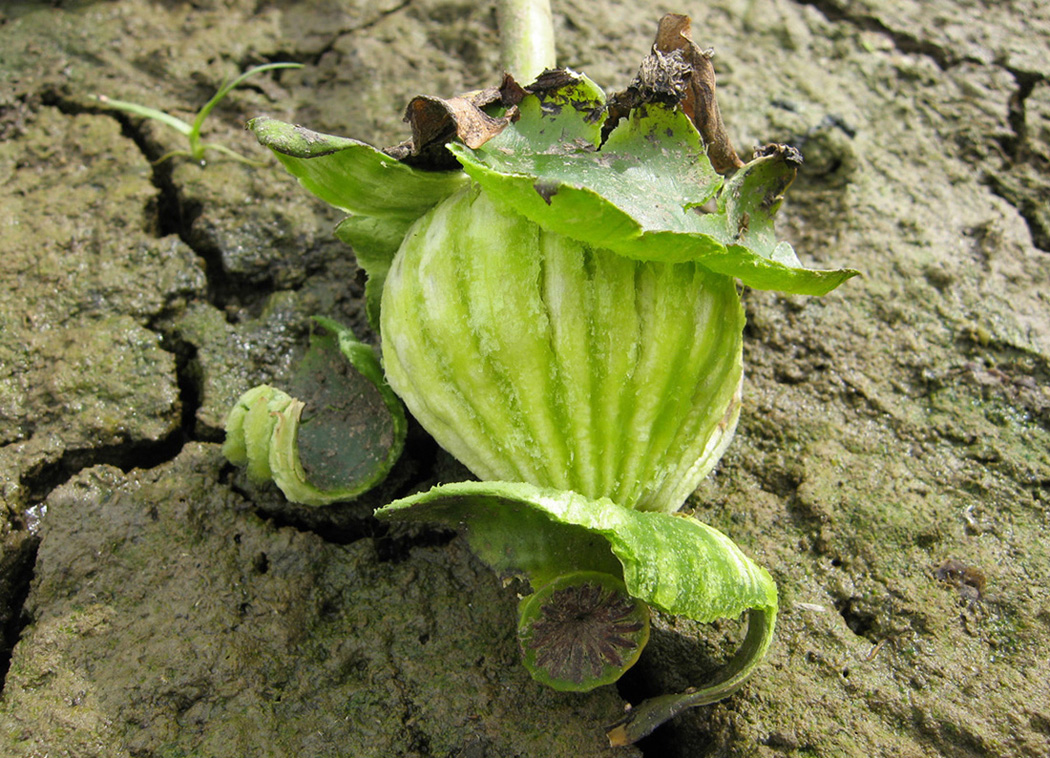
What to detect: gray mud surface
<box><xmin>1</xmin><ymin>1</ymin><xmax>1048</xmax><ymax>756</ymax></box>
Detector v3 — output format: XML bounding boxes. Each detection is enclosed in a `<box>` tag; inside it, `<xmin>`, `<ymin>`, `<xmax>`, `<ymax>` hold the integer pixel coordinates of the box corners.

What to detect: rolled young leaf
<box><xmin>223</xmin><ymin>384</ymin><xmax>294</xmax><ymax>485</ymax></box>
<box><xmin>222</xmin><ymin>319</ymin><xmax>406</xmax><ymax>505</ymax></box>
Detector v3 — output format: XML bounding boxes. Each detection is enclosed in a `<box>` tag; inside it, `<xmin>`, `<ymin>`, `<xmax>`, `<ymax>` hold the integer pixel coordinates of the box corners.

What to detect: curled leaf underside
<box><xmin>223</xmin><ymin>319</ymin><xmax>406</xmax><ymax>505</ymax></box>
<box><xmin>375</xmin><ymin>480</ymin><xmax>778</xmax><ymax>743</ymax></box>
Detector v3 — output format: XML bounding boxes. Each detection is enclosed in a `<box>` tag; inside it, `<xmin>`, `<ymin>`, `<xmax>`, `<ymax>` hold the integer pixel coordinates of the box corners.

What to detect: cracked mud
<box><xmin>1</xmin><ymin>1</ymin><xmax>1048</xmax><ymax>756</ymax></box>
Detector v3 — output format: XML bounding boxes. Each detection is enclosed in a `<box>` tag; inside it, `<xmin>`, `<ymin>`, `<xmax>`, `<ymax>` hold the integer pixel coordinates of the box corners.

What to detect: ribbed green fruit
<box><xmin>381</xmin><ymin>184</ymin><xmax>744</xmax><ymax>513</ymax></box>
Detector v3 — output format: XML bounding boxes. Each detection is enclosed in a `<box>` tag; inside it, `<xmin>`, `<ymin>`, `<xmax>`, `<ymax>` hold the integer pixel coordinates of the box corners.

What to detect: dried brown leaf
<box><xmin>652</xmin><ymin>13</ymin><xmax>743</xmax><ymax>173</ymax></box>
<box><xmin>607</xmin><ymin>13</ymin><xmax>743</xmax><ymax>174</ymax></box>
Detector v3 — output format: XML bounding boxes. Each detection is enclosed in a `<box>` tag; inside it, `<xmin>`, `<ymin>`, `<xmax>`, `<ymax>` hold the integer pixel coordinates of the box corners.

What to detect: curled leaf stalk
<box><xmin>606</xmin><ymin>607</ymin><xmax>776</xmax><ymax>746</ymax></box>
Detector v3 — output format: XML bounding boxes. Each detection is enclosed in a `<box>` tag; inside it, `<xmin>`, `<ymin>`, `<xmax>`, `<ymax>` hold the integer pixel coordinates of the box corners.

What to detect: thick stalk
<box><xmin>497</xmin><ymin>0</ymin><xmax>556</xmax><ymax>83</ymax></box>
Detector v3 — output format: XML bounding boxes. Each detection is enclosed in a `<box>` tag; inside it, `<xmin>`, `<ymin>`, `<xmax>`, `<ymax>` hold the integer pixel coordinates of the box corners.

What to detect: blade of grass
<box><xmin>90</xmin><ymin>95</ymin><xmax>194</xmax><ymax>135</ymax></box>
<box><xmin>188</xmin><ymin>61</ymin><xmax>303</xmax><ymax>160</ymax></box>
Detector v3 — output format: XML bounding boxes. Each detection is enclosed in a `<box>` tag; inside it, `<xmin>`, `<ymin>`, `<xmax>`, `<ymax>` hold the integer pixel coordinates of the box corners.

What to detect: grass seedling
<box><xmin>93</xmin><ymin>62</ymin><xmax>302</xmax><ymax>166</ymax></box>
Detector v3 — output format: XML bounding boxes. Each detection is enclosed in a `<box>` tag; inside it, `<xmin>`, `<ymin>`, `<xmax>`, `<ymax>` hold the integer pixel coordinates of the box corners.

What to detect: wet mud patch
<box><xmin>1</xmin><ymin>0</ymin><xmax>1049</xmax><ymax>755</ymax></box>
<box><xmin>0</xmin><ymin>445</ymin><xmax>634</xmax><ymax>756</ymax></box>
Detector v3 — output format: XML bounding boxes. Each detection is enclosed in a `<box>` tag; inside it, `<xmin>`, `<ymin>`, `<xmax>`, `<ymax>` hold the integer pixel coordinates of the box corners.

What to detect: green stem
<box><xmin>605</xmin><ymin>606</ymin><xmax>777</xmax><ymax>746</ymax></box>
<box><xmin>497</xmin><ymin>0</ymin><xmax>556</xmax><ymax>83</ymax></box>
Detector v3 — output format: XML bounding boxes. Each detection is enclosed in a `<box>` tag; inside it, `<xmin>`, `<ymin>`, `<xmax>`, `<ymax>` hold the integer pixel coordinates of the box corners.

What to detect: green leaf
<box><xmin>376</xmin><ymin>480</ymin><xmax>778</xmax><ymax>738</ymax></box>
<box><xmin>383</xmin><ymin>482</ymin><xmax>623</xmax><ymax>589</ymax></box>
<box><xmin>96</xmin><ymin>63</ymin><xmax>303</xmax><ymax>165</ymax></box>
<box><xmin>375</xmin><ymin>480</ymin><xmax>776</xmax><ymax>621</ymax></box>
<box><xmin>451</xmin><ymin>99</ymin><xmax>721</xmax><ymax>238</ymax></box>
<box><xmin>506</xmin><ymin>71</ymin><xmax>607</xmax><ymax>149</ymax></box>
<box><xmin>191</xmin><ymin>63</ymin><xmax>303</xmax><ymax>142</ymax></box>
<box><xmin>334</xmin><ymin>215</ymin><xmax>415</xmax><ymax>329</ymax></box>
<box><xmin>693</xmin><ymin>145</ymin><xmax>860</xmax><ymax>292</ymax></box>
<box><xmin>249</xmin><ymin>116</ymin><xmax>467</xmax><ymax>218</ymax></box>
<box><xmin>449</xmin><ymin>78</ymin><xmax>857</xmax><ymax>295</ymax></box>
<box><xmin>90</xmin><ymin>95</ymin><xmax>194</xmax><ymax>135</ymax></box>
<box><xmin>223</xmin><ymin>319</ymin><xmax>406</xmax><ymax>506</ymax></box>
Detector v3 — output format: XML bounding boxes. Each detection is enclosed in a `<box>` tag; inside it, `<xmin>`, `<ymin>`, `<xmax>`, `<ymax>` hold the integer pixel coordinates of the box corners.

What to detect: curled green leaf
<box><xmin>222</xmin><ymin>319</ymin><xmax>406</xmax><ymax>505</ymax></box>
<box><xmin>376</xmin><ymin>480</ymin><xmax>777</xmax><ymax>617</ymax></box>
<box><xmin>249</xmin><ymin>117</ymin><xmax>467</xmax><ymax>219</ymax></box>
<box><xmin>376</xmin><ymin>480</ymin><xmax>777</xmax><ymax>739</ymax></box>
